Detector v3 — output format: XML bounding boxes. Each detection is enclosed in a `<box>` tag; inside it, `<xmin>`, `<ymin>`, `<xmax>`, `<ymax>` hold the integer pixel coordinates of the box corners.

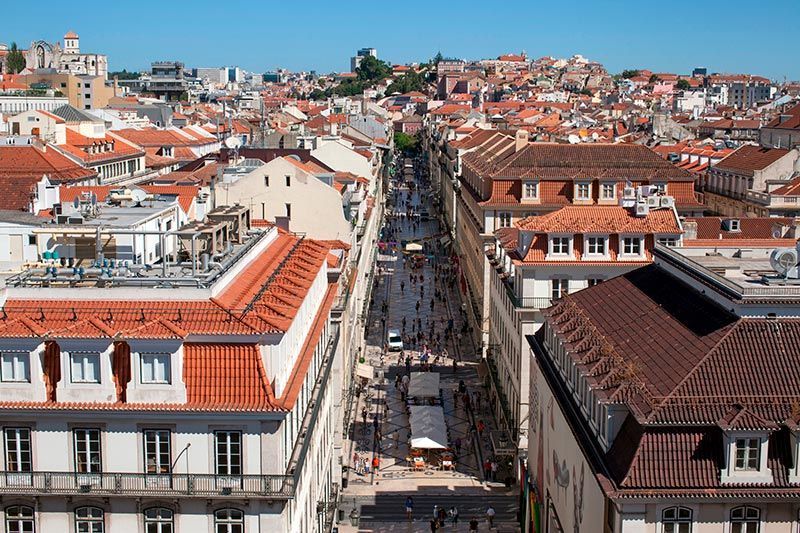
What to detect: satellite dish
<box><xmin>769</xmin><ymin>248</ymin><xmax>798</xmax><ymax>278</ymax></box>
<box><xmin>224</xmin><ymin>136</ymin><xmax>243</xmax><ymax>149</ymax></box>
<box><xmin>130</xmin><ymin>188</ymin><xmax>148</xmax><ymax>206</ymax></box>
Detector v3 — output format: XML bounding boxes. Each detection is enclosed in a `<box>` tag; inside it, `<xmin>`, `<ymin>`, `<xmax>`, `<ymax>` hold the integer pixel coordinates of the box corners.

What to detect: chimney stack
<box><xmin>515</xmin><ymin>129</ymin><xmax>529</xmax><ymax>152</ymax></box>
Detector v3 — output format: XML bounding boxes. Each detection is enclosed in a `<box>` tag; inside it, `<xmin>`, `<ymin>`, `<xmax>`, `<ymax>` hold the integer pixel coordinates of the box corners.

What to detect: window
<box><xmin>662</xmin><ymin>506</ymin><xmax>692</xmax><ymax>533</ymax></box>
<box><xmin>621</xmin><ymin>237</ymin><xmax>642</xmax><ymax>255</ymax></box>
<box><xmin>587</xmin><ymin>278</ymin><xmax>602</xmax><ymax>287</ymax></box>
<box><xmin>734</xmin><ymin>438</ymin><xmax>760</xmax><ymax>471</ymax></box>
<box><xmin>654</xmin><ymin>183</ymin><xmax>667</xmax><ymax>194</ymax></box>
<box><xmin>576</xmin><ymin>182</ymin><xmax>590</xmax><ymax>200</ymax></box>
<box><xmin>551</xmin><ymin>279</ymin><xmax>569</xmax><ymax>300</ymax></box>
<box><xmin>285</xmin><ymin>175</ymin><xmax>291</xmax><ymax>187</ymax></box>
<box><xmin>143</xmin><ymin>507</ymin><xmax>173</xmax><ymax>533</ymax></box>
<box><xmin>5</xmin><ymin>505</ymin><xmax>34</xmax><ymax>533</ymax></box>
<box><xmin>551</xmin><ymin>237</ymin><xmax>569</xmax><ymax>255</ymax></box>
<box><xmin>141</xmin><ymin>354</ymin><xmax>170</xmax><ymax>384</ymax></box>
<box><xmin>144</xmin><ymin>430</ymin><xmax>171</xmax><ymax>474</ymax></box>
<box><xmin>657</xmin><ymin>237</ymin><xmax>678</xmax><ymax>247</ymax></box>
<box><xmin>1</xmin><ymin>353</ymin><xmax>30</xmax><ymax>383</ymax></box>
<box><xmin>70</xmin><ymin>353</ymin><xmax>100</xmax><ymax>383</ymax></box>
<box><xmin>498</xmin><ymin>212</ymin><xmax>512</xmax><ymax>228</ymax></box>
<box><xmin>73</xmin><ymin>429</ymin><xmax>102</xmax><ymax>473</ymax></box>
<box><xmin>264</xmin><ymin>176</ymin><xmax>269</xmax><ymax>187</ymax></box>
<box><xmin>215</xmin><ymin>508</ymin><xmax>244</xmax><ymax>533</ymax></box>
<box><xmin>601</xmin><ymin>183</ymin><xmax>616</xmax><ymax>200</ymax></box>
<box><xmin>523</xmin><ymin>181</ymin><xmax>538</xmax><ymax>199</ymax></box>
<box><xmin>586</xmin><ymin>237</ymin><xmax>606</xmax><ymax>255</ymax></box>
<box><xmin>730</xmin><ymin>506</ymin><xmax>759</xmax><ymax>533</ymax></box>
<box><xmin>4</xmin><ymin>428</ymin><xmax>31</xmax><ymax>472</ymax></box>
<box><xmin>285</xmin><ymin>203</ymin><xmax>292</xmax><ymax>218</ymax></box>
<box><xmin>215</xmin><ymin>431</ymin><xmax>242</xmax><ymax>475</ymax></box>
<box><xmin>75</xmin><ymin>506</ymin><xmax>103</xmax><ymax>533</ymax></box>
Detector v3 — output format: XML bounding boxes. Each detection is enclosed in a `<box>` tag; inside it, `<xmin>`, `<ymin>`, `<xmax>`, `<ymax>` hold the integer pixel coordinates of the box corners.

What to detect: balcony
<box><xmin>501</xmin><ymin>282</ymin><xmax>552</xmax><ymax>310</ymax></box>
<box><xmin>0</xmin><ymin>471</ymin><xmax>294</xmax><ymax>499</ymax></box>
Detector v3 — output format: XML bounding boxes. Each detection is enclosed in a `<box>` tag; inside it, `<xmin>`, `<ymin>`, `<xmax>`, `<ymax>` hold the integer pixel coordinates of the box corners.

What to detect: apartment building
<box><xmin>523</xmin><ymin>243</ymin><xmax>800</xmax><ymax>533</ymax></box>
<box><xmin>431</xmin><ymin>129</ymin><xmax>700</xmax><ymax>352</ymax></box>
<box><xmin>486</xmin><ymin>198</ymin><xmax>682</xmax><ymax>455</ymax></box>
<box><xmin>0</xmin><ymin>215</ymin><xmax>344</xmax><ymax>533</ymax></box>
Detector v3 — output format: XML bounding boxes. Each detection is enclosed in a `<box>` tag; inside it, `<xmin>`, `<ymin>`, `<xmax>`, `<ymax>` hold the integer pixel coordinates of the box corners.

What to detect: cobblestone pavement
<box><xmin>340</xmin><ymin>160</ymin><xmax>519</xmax><ymax>532</ymax></box>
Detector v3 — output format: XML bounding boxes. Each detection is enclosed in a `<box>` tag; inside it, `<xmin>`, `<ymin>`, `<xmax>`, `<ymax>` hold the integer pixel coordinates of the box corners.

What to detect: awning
<box><xmin>409</xmin><ymin>405</ymin><xmax>448</xmax><ymax>449</ymax></box>
<box><xmin>356</xmin><ymin>363</ymin><xmax>374</xmax><ymax>380</ymax></box>
<box><xmin>405</xmin><ymin>242</ymin><xmax>423</xmax><ymax>252</ymax></box>
<box><xmin>408</xmin><ymin>372</ymin><xmax>440</xmax><ymax>398</ymax></box>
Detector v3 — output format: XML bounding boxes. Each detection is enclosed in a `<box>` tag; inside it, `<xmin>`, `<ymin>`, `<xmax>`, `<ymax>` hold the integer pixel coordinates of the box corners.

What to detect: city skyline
<box><xmin>1</xmin><ymin>0</ymin><xmax>798</xmax><ymax>79</ymax></box>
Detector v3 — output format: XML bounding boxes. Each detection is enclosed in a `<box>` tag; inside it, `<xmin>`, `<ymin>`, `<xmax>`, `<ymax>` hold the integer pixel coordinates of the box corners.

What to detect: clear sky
<box><xmin>2</xmin><ymin>0</ymin><xmax>798</xmax><ymax>80</ymax></box>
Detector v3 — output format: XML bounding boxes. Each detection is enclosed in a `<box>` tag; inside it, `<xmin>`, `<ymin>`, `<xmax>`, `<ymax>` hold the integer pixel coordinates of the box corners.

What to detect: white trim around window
<box><xmin>548</xmin><ymin>235</ymin><xmax>573</xmax><ymax>258</ymax></box>
<box><xmin>522</xmin><ymin>180</ymin><xmax>539</xmax><ymax>201</ymax></box>
<box><xmin>600</xmin><ymin>181</ymin><xmax>617</xmax><ymax>201</ymax></box>
<box><xmin>619</xmin><ymin>235</ymin><xmax>644</xmax><ymax>258</ymax></box>
<box><xmin>583</xmin><ymin>235</ymin><xmax>609</xmax><ymax>259</ymax></box>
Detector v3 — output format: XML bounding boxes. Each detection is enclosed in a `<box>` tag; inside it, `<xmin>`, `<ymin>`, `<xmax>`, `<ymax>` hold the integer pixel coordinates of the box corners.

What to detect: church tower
<box><xmin>63</xmin><ymin>30</ymin><xmax>79</xmax><ymax>54</ymax></box>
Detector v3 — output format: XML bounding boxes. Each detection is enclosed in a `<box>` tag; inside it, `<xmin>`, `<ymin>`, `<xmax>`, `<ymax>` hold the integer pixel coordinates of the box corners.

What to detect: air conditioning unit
<box><xmin>660</xmin><ymin>197</ymin><xmax>674</xmax><ymax>208</ymax></box>
<box><xmin>646</xmin><ymin>196</ymin><xmax>660</xmax><ymax>207</ymax></box>
<box><xmin>622</xmin><ymin>186</ymin><xmax>636</xmax><ymax>198</ymax></box>
<box><xmin>635</xmin><ymin>203</ymin><xmax>649</xmax><ymax>217</ymax></box>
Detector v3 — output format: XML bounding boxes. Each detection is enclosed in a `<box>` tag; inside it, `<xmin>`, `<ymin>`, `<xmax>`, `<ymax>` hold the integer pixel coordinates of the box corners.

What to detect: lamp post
<box><xmin>171</xmin><ymin>443</ymin><xmax>191</xmax><ymax>493</ymax></box>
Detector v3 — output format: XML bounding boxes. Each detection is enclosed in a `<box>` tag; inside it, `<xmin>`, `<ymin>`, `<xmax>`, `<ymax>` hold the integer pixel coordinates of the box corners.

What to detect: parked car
<box><xmin>387</xmin><ymin>329</ymin><xmax>403</xmax><ymax>351</ymax></box>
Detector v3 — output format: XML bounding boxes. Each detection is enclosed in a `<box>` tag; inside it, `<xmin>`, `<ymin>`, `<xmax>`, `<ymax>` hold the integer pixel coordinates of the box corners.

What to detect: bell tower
<box><xmin>63</xmin><ymin>30</ymin><xmax>79</xmax><ymax>54</ymax></box>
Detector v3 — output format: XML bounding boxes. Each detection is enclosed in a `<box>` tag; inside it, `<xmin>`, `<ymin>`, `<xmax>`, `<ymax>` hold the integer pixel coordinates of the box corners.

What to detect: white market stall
<box><xmin>408</xmin><ymin>405</ymin><xmax>448</xmax><ymax>450</ymax></box>
<box><xmin>408</xmin><ymin>372</ymin><xmax>440</xmax><ymax>402</ymax></box>
<box><xmin>405</xmin><ymin>242</ymin><xmax>423</xmax><ymax>252</ymax></box>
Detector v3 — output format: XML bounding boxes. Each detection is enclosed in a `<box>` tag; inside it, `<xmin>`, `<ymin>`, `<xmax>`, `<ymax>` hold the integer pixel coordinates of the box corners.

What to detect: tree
<box><xmin>433</xmin><ymin>52</ymin><xmax>444</xmax><ymax>66</ymax></box>
<box><xmin>108</xmin><ymin>69</ymin><xmax>141</xmax><ymax>80</ymax></box>
<box><xmin>648</xmin><ymin>74</ymin><xmax>660</xmax><ymax>83</ymax></box>
<box><xmin>578</xmin><ymin>88</ymin><xmax>593</xmax><ymax>96</ymax></box>
<box><xmin>676</xmin><ymin>79</ymin><xmax>691</xmax><ymax>91</ymax></box>
<box><xmin>309</xmin><ymin>88</ymin><xmax>326</xmax><ymax>100</ymax></box>
<box><xmin>355</xmin><ymin>55</ymin><xmax>391</xmax><ymax>82</ymax></box>
<box><xmin>5</xmin><ymin>42</ymin><xmax>26</xmax><ymax>74</ymax></box>
<box><xmin>386</xmin><ymin>70</ymin><xmax>424</xmax><ymax>95</ymax></box>
<box><xmin>621</xmin><ymin>69</ymin><xmax>639</xmax><ymax>79</ymax></box>
<box><xmin>394</xmin><ymin>132</ymin><xmax>418</xmax><ymax>152</ymax></box>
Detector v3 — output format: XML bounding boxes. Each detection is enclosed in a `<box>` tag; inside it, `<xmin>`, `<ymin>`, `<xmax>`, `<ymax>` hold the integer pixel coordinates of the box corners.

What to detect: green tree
<box><xmin>621</xmin><ymin>69</ymin><xmax>639</xmax><ymax>79</ymax></box>
<box><xmin>579</xmin><ymin>88</ymin><xmax>593</xmax><ymax>96</ymax></box>
<box><xmin>386</xmin><ymin>70</ymin><xmax>424</xmax><ymax>95</ymax></box>
<box><xmin>309</xmin><ymin>88</ymin><xmax>326</xmax><ymax>100</ymax></box>
<box><xmin>433</xmin><ymin>52</ymin><xmax>444</xmax><ymax>66</ymax></box>
<box><xmin>394</xmin><ymin>132</ymin><xmax>418</xmax><ymax>152</ymax></box>
<box><xmin>649</xmin><ymin>74</ymin><xmax>660</xmax><ymax>83</ymax></box>
<box><xmin>5</xmin><ymin>42</ymin><xmax>26</xmax><ymax>74</ymax></box>
<box><xmin>108</xmin><ymin>69</ymin><xmax>141</xmax><ymax>80</ymax></box>
<box><xmin>676</xmin><ymin>79</ymin><xmax>691</xmax><ymax>91</ymax></box>
<box><xmin>355</xmin><ymin>55</ymin><xmax>391</xmax><ymax>82</ymax></box>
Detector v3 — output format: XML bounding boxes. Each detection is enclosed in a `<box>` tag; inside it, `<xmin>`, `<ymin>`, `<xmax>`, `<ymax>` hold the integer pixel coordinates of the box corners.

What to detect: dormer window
<box><xmin>575</xmin><ymin>182</ymin><xmax>591</xmax><ymax>200</ymax></box>
<box><xmin>585</xmin><ymin>236</ymin><xmax>607</xmax><ymax>256</ymax></box>
<box><xmin>734</xmin><ymin>437</ymin><xmax>760</xmax><ymax>471</ymax></box>
<box><xmin>550</xmin><ymin>236</ymin><xmax>570</xmax><ymax>255</ymax></box>
<box><xmin>600</xmin><ymin>182</ymin><xmax>616</xmax><ymax>200</ymax></box>
<box><xmin>522</xmin><ymin>180</ymin><xmax>538</xmax><ymax>200</ymax></box>
<box><xmin>140</xmin><ymin>353</ymin><xmax>171</xmax><ymax>384</ymax></box>
<box><xmin>1</xmin><ymin>352</ymin><xmax>30</xmax><ymax>383</ymax></box>
<box><xmin>621</xmin><ymin>236</ymin><xmax>643</xmax><ymax>256</ymax></box>
<box><xmin>70</xmin><ymin>352</ymin><xmax>100</xmax><ymax>383</ymax></box>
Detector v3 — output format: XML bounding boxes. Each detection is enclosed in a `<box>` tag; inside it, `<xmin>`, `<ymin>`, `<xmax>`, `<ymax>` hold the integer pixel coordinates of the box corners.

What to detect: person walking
<box><xmin>405</xmin><ymin>496</ymin><xmax>414</xmax><ymax>520</ymax></box>
<box><xmin>449</xmin><ymin>506</ymin><xmax>459</xmax><ymax>526</ymax></box>
<box><xmin>491</xmin><ymin>460</ymin><xmax>498</xmax><ymax>482</ymax></box>
<box><xmin>372</xmin><ymin>455</ymin><xmax>380</xmax><ymax>472</ymax></box>
<box><xmin>429</xmin><ymin>518</ymin><xmax>439</xmax><ymax>532</ymax></box>
<box><xmin>469</xmin><ymin>517</ymin><xmax>479</xmax><ymax>532</ymax></box>
<box><xmin>486</xmin><ymin>505</ymin><xmax>496</xmax><ymax>529</ymax></box>
<box><xmin>483</xmin><ymin>459</ymin><xmax>492</xmax><ymax>480</ymax></box>
<box><xmin>437</xmin><ymin>506</ymin><xmax>447</xmax><ymax>526</ymax></box>
<box><xmin>454</xmin><ymin>436</ymin><xmax>462</xmax><ymax>456</ymax></box>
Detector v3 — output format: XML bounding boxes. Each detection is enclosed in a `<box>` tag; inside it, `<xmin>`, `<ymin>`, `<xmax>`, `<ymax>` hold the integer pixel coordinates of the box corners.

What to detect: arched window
<box><xmin>5</xmin><ymin>505</ymin><xmax>34</xmax><ymax>533</ymax></box>
<box><xmin>214</xmin><ymin>508</ymin><xmax>244</xmax><ymax>533</ymax></box>
<box><xmin>74</xmin><ymin>506</ymin><xmax>104</xmax><ymax>533</ymax></box>
<box><xmin>661</xmin><ymin>506</ymin><xmax>692</xmax><ymax>533</ymax></box>
<box><xmin>730</xmin><ymin>506</ymin><xmax>760</xmax><ymax>533</ymax></box>
<box><xmin>144</xmin><ymin>507</ymin><xmax>173</xmax><ymax>533</ymax></box>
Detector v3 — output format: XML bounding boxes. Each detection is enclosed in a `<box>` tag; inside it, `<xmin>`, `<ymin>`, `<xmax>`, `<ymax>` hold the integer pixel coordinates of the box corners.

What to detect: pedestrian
<box><xmin>400</xmin><ymin>281</ymin><xmax>405</xmax><ymax>292</ymax></box>
<box><xmin>491</xmin><ymin>460</ymin><xmax>499</xmax><ymax>482</ymax></box>
<box><xmin>433</xmin><ymin>504</ymin><xmax>440</xmax><ymax>520</ymax></box>
<box><xmin>483</xmin><ymin>459</ymin><xmax>492</xmax><ymax>479</ymax></box>
<box><xmin>453</xmin><ymin>388</ymin><xmax>459</xmax><ymax>407</ymax></box>
<box><xmin>437</xmin><ymin>506</ymin><xmax>447</xmax><ymax>525</ymax></box>
<box><xmin>395</xmin><ymin>374</ymin><xmax>401</xmax><ymax>389</ymax></box>
<box><xmin>449</xmin><ymin>506</ymin><xmax>459</xmax><ymax>525</ymax></box>
<box><xmin>477</xmin><ymin>420</ymin><xmax>485</xmax><ymax>437</ymax></box>
<box><xmin>486</xmin><ymin>505</ymin><xmax>496</xmax><ymax>528</ymax></box>
<box><xmin>429</xmin><ymin>518</ymin><xmax>439</xmax><ymax>532</ymax></box>
<box><xmin>372</xmin><ymin>455</ymin><xmax>380</xmax><ymax>472</ymax></box>
<box><xmin>405</xmin><ymin>496</ymin><xmax>414</xmax><ymax>520</ymax></box>
<box><xmin>469</xmin><ymin>517</ymin><xmax>479</xmax><ymax>531</ymax></box>
<box><xmin>361</xmin><ymin>406</ymin><xmax>367</xmax><ymax>425</ymax></box>
<box><xmin>372</xmin><ymin>415</ymin><xmax>379</xmax><ymax>433</ymax></box>
<box><xmin>454</xmin><ymin>436</ymin><xmax>462</xmax><ymax>455</ymax></box>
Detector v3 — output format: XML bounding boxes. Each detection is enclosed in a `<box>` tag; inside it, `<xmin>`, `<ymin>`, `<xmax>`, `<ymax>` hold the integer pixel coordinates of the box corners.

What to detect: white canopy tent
<box><xmin>405</xmin><ymin>242</ymin><xmax>423</xmax><ymax>252</ymax></box>
<box><xmin>409</xmin><ymin>405</ymin><xmax>448</xmax><ymax>450</ymax></box>
<box><xmin>408</xmin><ymin>372</ymin><xmax>439</xmax><ymax>398</ymax></box>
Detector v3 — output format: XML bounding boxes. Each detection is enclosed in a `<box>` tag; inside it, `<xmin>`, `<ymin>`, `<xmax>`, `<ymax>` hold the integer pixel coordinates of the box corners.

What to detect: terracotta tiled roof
<box><xmin>58</xmin><ymin>130</ymin><xmax>144</xmax><ymax>164</ymax></box>
<box><xmin>59</xmin><ymin>185</ymin><xmax>198</xmax><ymax>215</ymax></box>
<box><xmin>686</xmin><ymin>217</ymin><xmax>793</xmax><ymax>240</ymax></box>
<box><xmin>713</xmin><ymin>145</ymin><xmax>791</xmax><ymax>175</ymax></box>
<box><xmin>516</xmin><ymin>206</ymin><xmax>681</xmax><ymax>234</ymax></box>
<box><xmin>770</xmin><ymin>175</ymin><xmax>800</xmax><ymax>196</ymax></box>
<box><xmin>763</xmin><ymin>103</ymin><xmax>800</xmax><ymax>130</ymax></box>
<box><xmin>0</xmin><ymin>146</ymin><xmax>97</xmax><ymax>210</ymax></box>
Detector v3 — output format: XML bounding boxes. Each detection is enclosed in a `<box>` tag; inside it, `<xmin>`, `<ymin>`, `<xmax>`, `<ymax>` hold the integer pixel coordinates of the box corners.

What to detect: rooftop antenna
<box><xmin>224</xmin><ymin>135</ymin><xmax>242</xmax><ymax>161</ymax></box>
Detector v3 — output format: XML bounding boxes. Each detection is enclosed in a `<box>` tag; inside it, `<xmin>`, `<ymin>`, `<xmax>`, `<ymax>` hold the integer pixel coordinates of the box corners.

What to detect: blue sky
<box><xmin>2</xmin><ymin>0</ymin><xmax>798</xmax><ymax>80</ymax></box>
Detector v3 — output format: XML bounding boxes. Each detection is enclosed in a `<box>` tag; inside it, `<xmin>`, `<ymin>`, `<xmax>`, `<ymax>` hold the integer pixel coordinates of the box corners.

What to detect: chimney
<box><xmin>515</xmin><ymin>129</ymin><xmax>529</xmax><ymax>152</ymax></box>
<box><xmin>683</xmin><ymin>220</ymin><xmax>698</xmax><ymax>240</ymax></box>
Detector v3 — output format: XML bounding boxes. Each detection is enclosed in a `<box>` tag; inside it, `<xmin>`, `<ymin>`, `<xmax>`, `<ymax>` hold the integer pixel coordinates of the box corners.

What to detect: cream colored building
<box><xmin>214</xmin><ymin>156</ymin><xmax>352</xmax><ymax>241</ymax></box>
